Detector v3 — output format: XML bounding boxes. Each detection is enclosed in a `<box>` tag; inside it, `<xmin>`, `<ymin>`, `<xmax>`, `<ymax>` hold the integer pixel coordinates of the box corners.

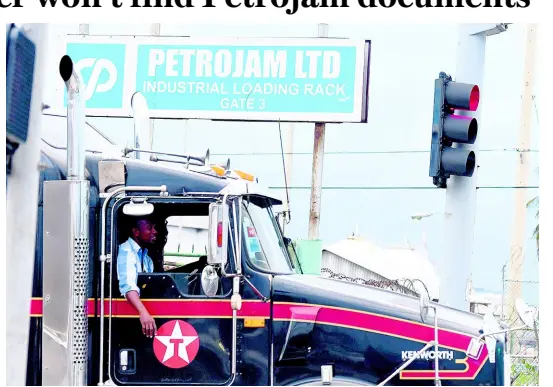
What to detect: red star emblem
<box><xmin>153</xmin><ymin>320</ymin><xmax>200</xmax><ymax>369</ymax></box>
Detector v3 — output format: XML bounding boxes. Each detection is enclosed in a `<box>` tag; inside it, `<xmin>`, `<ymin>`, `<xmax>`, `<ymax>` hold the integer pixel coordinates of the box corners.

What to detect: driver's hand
<box><xmin>139</xmin><ymin>311</ymin><xmax>157</xmax><ymax>338</ymax></box>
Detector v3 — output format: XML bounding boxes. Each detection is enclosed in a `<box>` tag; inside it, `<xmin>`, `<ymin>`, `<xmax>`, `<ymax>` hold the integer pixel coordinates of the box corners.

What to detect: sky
<box><xmin>41</xmin><ymin>23</ymin><xmax>540</xmax><ymax>305</ymax></box>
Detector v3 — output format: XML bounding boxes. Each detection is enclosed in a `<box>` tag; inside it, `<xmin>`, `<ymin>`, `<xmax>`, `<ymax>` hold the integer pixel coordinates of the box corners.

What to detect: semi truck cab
<box><xmin>26</xmin><ymin>55</ymin><xmax>531</xmax><ymax>387</ymax></box>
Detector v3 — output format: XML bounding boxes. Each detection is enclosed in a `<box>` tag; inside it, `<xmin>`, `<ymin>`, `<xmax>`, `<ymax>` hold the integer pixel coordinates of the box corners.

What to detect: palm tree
<box><xmin>527</xmin><ymin>196</ymin><xmax>539</xmax><ymax>258</ymax></box>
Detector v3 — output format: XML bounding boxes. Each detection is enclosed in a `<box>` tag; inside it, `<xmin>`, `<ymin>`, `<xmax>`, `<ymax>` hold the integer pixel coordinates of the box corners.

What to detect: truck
<box><xmin>25</xmin><ymin>55</ymin><xmax>533</xmax><ymax>386</ymax></box>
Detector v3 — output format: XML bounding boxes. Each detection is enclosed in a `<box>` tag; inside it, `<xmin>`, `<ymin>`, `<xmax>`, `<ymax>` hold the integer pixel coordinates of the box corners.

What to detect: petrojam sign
<box><xmin>55</xmin><ymin>35</ymin><xmax>371</xmax><ymax>123</ymax></box>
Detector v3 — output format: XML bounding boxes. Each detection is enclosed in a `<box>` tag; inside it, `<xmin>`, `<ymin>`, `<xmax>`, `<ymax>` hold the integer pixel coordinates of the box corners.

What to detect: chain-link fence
<box><xmin>501</xmin><ymin>263</ymin><xmax>539</xmax><ymax>386</ymax></box>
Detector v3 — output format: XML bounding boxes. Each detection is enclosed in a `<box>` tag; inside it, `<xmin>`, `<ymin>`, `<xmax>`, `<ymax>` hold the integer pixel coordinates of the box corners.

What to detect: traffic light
<box><xmin>429</xmin><ymin>72</ymin><xmax>480</xmax><ymax>188</ymax></box>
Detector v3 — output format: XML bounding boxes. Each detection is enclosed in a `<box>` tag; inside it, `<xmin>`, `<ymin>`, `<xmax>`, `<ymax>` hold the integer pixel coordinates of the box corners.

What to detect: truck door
<box><xmin>106</xmin><ymin>198</ymin><xmax>234</xmax><ymax>386</ymax></box>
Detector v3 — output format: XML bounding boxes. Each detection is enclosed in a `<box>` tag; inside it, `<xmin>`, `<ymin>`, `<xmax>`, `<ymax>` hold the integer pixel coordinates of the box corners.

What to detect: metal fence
<box><xmin>501</xmin><ymin>263</ymin><xmax>539</xmax><ymax>386</ymax></box>
<box><xmin>320</xmin><ymin>267</ymin><xmax>421</xmax><ymax>297</ymax></box>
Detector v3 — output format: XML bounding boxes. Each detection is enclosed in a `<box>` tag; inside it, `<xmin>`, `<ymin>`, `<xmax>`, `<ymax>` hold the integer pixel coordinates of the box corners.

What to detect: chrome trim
<box><xmin>236</xmin><ymin>197</ymin><xmax>243</xmax><ymax>274</ymax></box>
<box><xmin>242</xmin><ymin>276</ymin><xmax>268</xmax><ymax>301</ymax></box>
<box><xmin>270</xmin><ymin>341</ymin><xmax>274</xmax><ymax>386</ymax></box>
<box><xmin>321</xmin><ymin>365</ymin><xmax>333</xmax><ymax>385</ymax></box>
<box><xmin>59</xmin><ymin>55</ymin><xmax>85</xmax><ymax>181</ymax></box>
<box><xmin>42</xmin><ymin>180</ymin><xmax>89</xmax><ymax>386</ymax></box>
<box><xmin>122</xmin><ymin>147</ymin><xmax>209</xmax><ymax>167</ymax></box>
<box><xmin>220</xmin><ymin>193</ymin><xmax>236</xmax><ymax>279</ymax></box>
<box><xmin>231</xmin><ymin>277</ymin><xmax>240</xmax><ymax>375</ymax></box>
<box><xmin>131</xmin><ymin>92</ymin><xmax>151</xmax><ymax>162</ymax></box>
<box><xmin>233</xmin><ymin>200</ymin><xmax>240</xmax><ymax>275</ymax></box>
<box><xmin>434</xmin><ymin>310</ymin><xmax>440</xmax><ymax>386</ymax></box>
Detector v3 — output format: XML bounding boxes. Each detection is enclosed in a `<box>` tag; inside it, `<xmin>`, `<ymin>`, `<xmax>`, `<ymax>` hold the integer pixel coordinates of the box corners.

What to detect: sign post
<box><xmin>302</xmin><ymin>24</ymin><xmax>329</xmax><ymax>275</ymax></box>
<box><xmin>308</xmin><ymin>23</ymin><xmax>329</xmax><ymax>242</ymax></box>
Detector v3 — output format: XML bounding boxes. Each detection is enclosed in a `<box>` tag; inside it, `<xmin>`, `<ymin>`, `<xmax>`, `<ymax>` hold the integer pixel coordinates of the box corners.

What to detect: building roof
<box><xmin>323</xmin><ymin>236</ymin><xmax>440</xmax><ymax>300</ymax></box>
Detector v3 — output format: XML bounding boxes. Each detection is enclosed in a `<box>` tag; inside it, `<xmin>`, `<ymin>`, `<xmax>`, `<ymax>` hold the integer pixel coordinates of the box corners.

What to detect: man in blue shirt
<box><xmin>117</xmin><ymin>217</ymin><xmax>158</xmax><ymax>338</ymax></box>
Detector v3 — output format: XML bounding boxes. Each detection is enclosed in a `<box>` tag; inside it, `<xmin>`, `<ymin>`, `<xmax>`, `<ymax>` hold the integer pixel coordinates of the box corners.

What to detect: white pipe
<box><xmin>131</xmin><ymin>92</ymin><xmax>152</xmax><ymax>162</ymax></box>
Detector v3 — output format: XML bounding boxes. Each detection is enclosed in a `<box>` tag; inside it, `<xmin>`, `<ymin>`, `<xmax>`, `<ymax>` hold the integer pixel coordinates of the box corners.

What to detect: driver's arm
<box><xmin>117</xmin><ymin>246</ymin><xmax>157</xmax><ymax>337</ymax></box>
<box><xmin>125</xmin><ymin>290</ymin><xmax>157</xmax><ymax>337</ymax></box>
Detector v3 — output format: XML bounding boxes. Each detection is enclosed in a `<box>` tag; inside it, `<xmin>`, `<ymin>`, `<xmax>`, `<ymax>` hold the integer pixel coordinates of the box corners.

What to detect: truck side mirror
<box><xmin>465</xmin><ymin>298</ymin><xmax>537</xmax><ymax>362</ymax></box>
<box><xmin>208</xmin><ymin>202</ymin><xmax>228</xmax><ymax>266</ymax></box>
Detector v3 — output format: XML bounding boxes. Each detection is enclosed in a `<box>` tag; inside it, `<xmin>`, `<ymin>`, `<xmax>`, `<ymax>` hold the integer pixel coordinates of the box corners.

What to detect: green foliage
<box><xmin>511</xmin><ymin>359</ymin><xmax>539</xmax><ymax>386</ymax></box>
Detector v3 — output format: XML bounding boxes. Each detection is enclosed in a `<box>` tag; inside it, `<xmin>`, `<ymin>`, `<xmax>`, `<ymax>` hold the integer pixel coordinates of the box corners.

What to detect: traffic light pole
<box><xmin>440</xmin><ymin>24</ymin><xmax>508</xmax><ymax>311</ymax></box>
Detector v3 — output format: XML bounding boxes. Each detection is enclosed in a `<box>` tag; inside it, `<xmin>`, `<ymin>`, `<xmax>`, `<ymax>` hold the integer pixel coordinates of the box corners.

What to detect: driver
<box><xmin>117</xmin><ymin>216</ymin><xmax>158</xmax><ymax>338</ymax></box>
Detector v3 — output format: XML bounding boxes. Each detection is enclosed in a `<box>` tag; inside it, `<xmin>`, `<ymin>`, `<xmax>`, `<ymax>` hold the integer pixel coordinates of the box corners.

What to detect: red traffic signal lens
<box><xmin>469</xmin><ymin>85</ymin><xmax>480</xmax><ymax>111</ymax></box>
<box><xmin>445</xmin><ymin>82</ymin><xmax>480</xmax><ymax>111</ymax></box>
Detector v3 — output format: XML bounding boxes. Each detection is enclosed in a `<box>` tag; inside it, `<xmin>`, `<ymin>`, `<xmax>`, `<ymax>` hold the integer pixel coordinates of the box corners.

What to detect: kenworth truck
<box><xmin>24</xmin><ymin>55</ymin><xmax>531</xmax><ymax>386</ymax></box>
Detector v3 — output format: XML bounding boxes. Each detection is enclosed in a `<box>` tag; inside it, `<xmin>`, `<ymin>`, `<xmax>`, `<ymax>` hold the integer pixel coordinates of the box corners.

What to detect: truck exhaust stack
<box><xmin>60</xmin><ymin>55</ymin><xmax>85</xmax><ymax>180</ymax></box>
<box><xmin>42</xmin><ymin>55</ymin><xmax>90</xmax><ymax>386</ymax></box>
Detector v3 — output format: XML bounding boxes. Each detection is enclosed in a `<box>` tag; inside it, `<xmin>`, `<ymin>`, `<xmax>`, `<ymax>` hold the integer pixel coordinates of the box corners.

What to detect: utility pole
<box><xmin>6</xmin><ymin>23</ymin><xmax>50</xmax><ymax>386</ymax></box>
<box><xmin>440</xmin><ymin>24</ymin><xmax>509</xmax><ymax>311</ymax></box>
<box><xmin>295</xmin><ymin>23</ymin><xmax>329</xmax><ymax>275</ymax></box>
<box><xmin>506</xmin><ymin>24</ymin><xmax>537</xmax><ymax>332</ymax></box>
<box><xmin>308</xmin><ymin>23</ymin><xmax>328</xmax><ymax>240</ymax></box>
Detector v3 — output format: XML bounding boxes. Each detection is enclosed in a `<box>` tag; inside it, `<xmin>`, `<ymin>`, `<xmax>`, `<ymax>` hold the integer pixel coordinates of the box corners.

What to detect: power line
<box><xmin>210</xmin><ymin>148</ymin><xmax>539</xmax><ymax>157</ymax></box>
<box><xmin>268</xmin><ymin>185</ymin><xmax>539</xmax><ymax>190</ymax></box>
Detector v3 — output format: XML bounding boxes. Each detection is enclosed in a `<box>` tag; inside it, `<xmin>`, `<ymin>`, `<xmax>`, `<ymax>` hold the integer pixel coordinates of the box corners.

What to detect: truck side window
<box><xmin>163</xmin><ymin>215</ymin><xmax>208</xmax><ymax>272</ymax></box>
<box><xmin>152</xmin><ymin>214</ymin><xmax>214</xmax><ymax>296</ymax></box>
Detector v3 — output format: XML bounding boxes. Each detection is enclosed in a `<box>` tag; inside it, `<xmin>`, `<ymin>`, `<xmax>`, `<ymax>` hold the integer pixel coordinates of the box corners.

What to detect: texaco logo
<box><xmin>153</xmin><ymin>320</ymin><xmax>200</xmax><ymax>369</ymax></box>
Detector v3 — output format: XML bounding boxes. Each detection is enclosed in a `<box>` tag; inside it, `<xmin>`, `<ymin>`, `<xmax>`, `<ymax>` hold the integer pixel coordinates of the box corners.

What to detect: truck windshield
<box><xmin>240</xmin><ymin>199</ymin><xmax>294</xmax><ymax>274</ymax></box>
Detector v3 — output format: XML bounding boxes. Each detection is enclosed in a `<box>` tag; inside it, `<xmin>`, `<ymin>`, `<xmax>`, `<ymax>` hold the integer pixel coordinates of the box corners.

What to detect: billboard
<box><xmin>55</xmin><ymin>35</ymin><xmax>371</xmax><ymax>123</ymax></box>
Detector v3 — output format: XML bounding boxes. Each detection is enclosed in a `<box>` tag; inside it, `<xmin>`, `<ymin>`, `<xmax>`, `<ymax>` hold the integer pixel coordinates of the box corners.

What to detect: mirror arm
<box><xmin>233</xmin><ymin>197</ymin><xmax>243</xmax><ymax>275</ymax></box>
<box><xmin>219</xmin><ymin>193</ymin><xmax>234</xmax><ymax>278</ymax></box>
<box><xmin>243</xmin><ymin>276</ymin><xmax>269</xmax><ymax>302</ymax></box>
<box><xmin>476</xmin><ymin>325</ymin><xmax>528</xmax><ymax>342</ymax></box>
